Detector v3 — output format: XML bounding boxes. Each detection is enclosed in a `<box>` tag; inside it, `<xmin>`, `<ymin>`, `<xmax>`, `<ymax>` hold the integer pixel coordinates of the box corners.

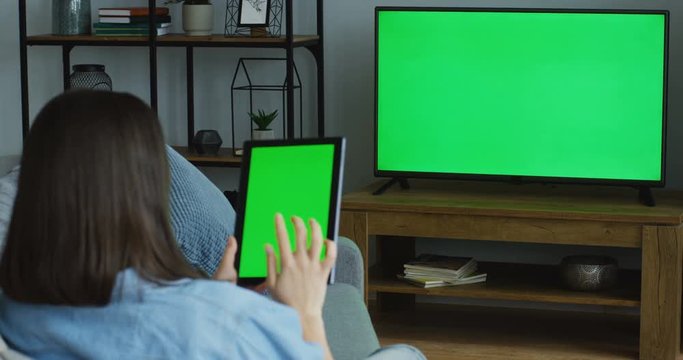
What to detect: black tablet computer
<box><xmin>234</xmin><ymin>138</ymin><xmax>345</xmax><ymax>286</ymax></box>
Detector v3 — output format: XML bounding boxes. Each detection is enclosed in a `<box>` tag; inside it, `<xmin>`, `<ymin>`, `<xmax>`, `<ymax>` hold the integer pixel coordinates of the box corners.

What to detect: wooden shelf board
<box><xmin>370</xmin><ymin>262</ymin><xmax>640</xmax><ymax>308</ymax></box>
<box><xmin>26</xmin><ymin>34</ymin><xmax>319</xmax><ymax>47</ymax></box>
<box><xmin>171</xmin><ymin>146</ymin><xmax>242</xmax><ymax>168</ymax></box>
<box><xmin>343</xmin><ymin>180</ymin><xmax>683</xmax><ymax>225</ymax></box>
<box><xmin>157</xmin><ymin>34</ymin><xmax>319</xmax><ymax>47</ymax></box>
<box><xmin>27</xmin><ymin>34</ymin><xmax>149</xmax><ymax>45</ymax></box>
<box><xmin>370</xmin><ymin>302</ymin><xmax>640</xmax><ymax>360</ymax></box>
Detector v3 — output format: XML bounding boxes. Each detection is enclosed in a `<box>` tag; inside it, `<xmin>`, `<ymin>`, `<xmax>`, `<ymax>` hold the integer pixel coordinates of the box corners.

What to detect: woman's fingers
<box><xmin>322</xmin><ymin>240</ymin><xmax>337</xmax><ymax>274</ymax></box>
<box><xmin>308</xmin><ymin>219</ymin><xmax>323</xmax><ymax>261</ymax></box>
<box><xmin>275</xmin><ymin>213</ymin><xmax>293</xmax><ymax>267</ymax></box>
<box><xmin>274</xmin><ymin>214</ymin><xmax>334</xmax><ymax>280</ymax></box>
<box><xmin>265</xmin><ymin>244</ymin><xmax>277</xmax><ymax>289</ymax></box>
<box><xmin>292</xmin><ymin>216</ymin><xmax>308</xmax><ymax>258</ymax></box>
<box><xmin>212</xmin><ymin>236</ymin><xmax>238</xmax><ymax>283</ymax></box>
<box><xmin>225</xmin><ymin>235</ymin><xmax>238</xmax><ymax>267</ymax></box>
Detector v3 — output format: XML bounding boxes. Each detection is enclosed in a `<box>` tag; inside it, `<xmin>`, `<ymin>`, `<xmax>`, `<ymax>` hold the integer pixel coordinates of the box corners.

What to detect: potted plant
<box><xmin>249</xmin><ymin>109</ymin><xmax>278</xmax><ymax>140</ymax></box>
<box><xmin>167</xmin><ymin>0</ymin><xmax>213</xmax><ymax>36</ymax></box>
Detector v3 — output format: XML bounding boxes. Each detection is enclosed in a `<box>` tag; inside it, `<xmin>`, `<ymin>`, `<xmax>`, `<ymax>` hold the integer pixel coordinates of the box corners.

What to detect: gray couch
<box><xmin>0</xmin><ymin>157</ymin><xmax>19</xmax><ymax>177</ymax></box>
<box><xmin>325</xmin><ymin>237</ymin><xmax>380</xmax><ymax>360</ymax></box>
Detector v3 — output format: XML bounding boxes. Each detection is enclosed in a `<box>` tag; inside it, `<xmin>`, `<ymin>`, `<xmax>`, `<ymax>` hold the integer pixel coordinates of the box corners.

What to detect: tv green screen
<box><xmin>236</xmin><ymin>140</ymin><xmax>343</xmax><ymax>280</ymax></box>
<box><xmin>376</xmin><ymin>8</ymin><xmax>667</xmax><ymax>184</ymax></box>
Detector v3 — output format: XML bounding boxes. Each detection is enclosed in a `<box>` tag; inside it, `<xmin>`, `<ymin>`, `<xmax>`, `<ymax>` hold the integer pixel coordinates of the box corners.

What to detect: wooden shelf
<box><xmin>158</xmin><ymin>34</ymin><xmax>319</xmax><ymax>47</ymax></box>
<box><xmin>27</xmin><ymin>34</ymin><xmax>148</xmax><ymax>46</ymax></box>
<box><xmin>342</xmin><ymin>180</ymin><xmax>683</xmax><ymax>359</ymax></box>
<box><xmin>171</xmin><ymin>146</ymin><xmax>242</xmax><ymax>168</ymax></box>
<box><xmin>370</xmin><ymin>303</ymin><xmax>640</xmax><ymax>360</ymax></box>
<box><xmin>370</xmin><ymin>262</ymin><xmax>641</xmax><ymax>308</ymax></box>
<box><xmin>345</xmin><ymin>180</ymin><xmax>683</xmax><ymax>225</ymax></box>
<box><xmin>26</xmin><ymin>34</ymin><xmax>320</xmax><ymax>48</ymax></box>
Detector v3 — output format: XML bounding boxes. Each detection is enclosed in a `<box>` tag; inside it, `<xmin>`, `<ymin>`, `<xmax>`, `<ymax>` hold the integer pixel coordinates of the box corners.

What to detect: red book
<box><xmin>98</xmin><ymin>7</ymin><xmax>169</xmax><ymax>17</ymax></box>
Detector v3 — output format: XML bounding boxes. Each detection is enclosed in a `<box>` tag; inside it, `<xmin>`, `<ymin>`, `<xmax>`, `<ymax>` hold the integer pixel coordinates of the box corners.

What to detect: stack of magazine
<box><xmin>398</xmin><ymin>254</ymin><xmax>487</xmax><ymax>288</ymax></box>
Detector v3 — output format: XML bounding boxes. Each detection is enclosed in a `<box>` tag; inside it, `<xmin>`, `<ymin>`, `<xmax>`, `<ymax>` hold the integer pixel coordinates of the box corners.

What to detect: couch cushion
<box><xmin>335</xmin><ymin>237</ymin><xmax>364</xmax><ymax>296</ymax></box>
<box><xmin>323</xmin><ymin>284</ymin><xmax>380</xmax><ymax>360</ymax></box>
<box><xmin>0</xmin><ymin>167</ymin><xmax>19</xmax><ymax>254</ymax></box>
<box><xmin>0</xmin><ymin>157</ymin><xmax>20</xmax><ymax>177</ymax></box>
<box><xmin>167</xmin><ymin>146</ymin><xmax>236</xmax><ymax>276</ymax></box>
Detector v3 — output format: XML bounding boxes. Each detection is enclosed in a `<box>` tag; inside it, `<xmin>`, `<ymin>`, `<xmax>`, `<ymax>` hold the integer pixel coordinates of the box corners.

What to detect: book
<box><xmin>94</xmin><ymin>27</ymin><xmax>171</xmax><ymax>36</ymax></box>
<box><xmin>98</xmin><ymin>15</ymin><xmax>172</xmax><ymax>24</ymax></box>
<box><xmin>94</xmin><ymin>22</ymin><xmax>172</xmax><ymax>29</ymax></box>
<box><xmin>403</xmin><ymin>254</ymin><xmax>477</xmax><ymax>279</ymax></box>
<box><xmin>399</xmin><ymin>273</ymin><xmax>488</xmax><ymax>288</ymax></box>
<box><xmin>98</xmin><ymin>7</ymin><xmax>169</xmax><ymax>17</ymax></box>
<box><xmin>403</xmin><ymin>261</ymin><xmax>477</xmax><ymax>278</ymax></box>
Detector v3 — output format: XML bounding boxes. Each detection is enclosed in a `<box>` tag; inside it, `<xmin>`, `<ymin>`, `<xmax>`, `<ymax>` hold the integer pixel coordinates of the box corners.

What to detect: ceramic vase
<box><xmin>252</xmin><ymin>129</ymin><xmax>274</xmax><ymax>140</ymax></box>
<box><xmin>183</xmin><ymin>4</ymin><xmax>214</xmax><ymax>36</ymax></box>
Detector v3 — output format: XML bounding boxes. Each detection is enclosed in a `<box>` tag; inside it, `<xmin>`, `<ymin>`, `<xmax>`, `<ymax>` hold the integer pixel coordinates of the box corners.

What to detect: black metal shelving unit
<box><xmin>230</xmin><ymin>57</ymin><xmax>304</xmax><ymax>156</ymax></box>
<box><xmin>18</xmin><ymin>0</ymin><xmax>325</xmax><ymax>167</ymax></box>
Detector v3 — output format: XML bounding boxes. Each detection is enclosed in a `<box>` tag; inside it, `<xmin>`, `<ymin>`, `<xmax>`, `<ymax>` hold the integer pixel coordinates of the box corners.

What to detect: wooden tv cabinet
<box><xmin>340</xmin><ymin>180</ymin><xmax>683</xmax><ymax>360</ymax></box>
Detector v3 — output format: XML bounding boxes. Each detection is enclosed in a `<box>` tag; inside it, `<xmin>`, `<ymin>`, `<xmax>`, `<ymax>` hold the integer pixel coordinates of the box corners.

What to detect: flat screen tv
<box><xmin>375</xmin><ymin>8</ymin><xmax>668</xmax><ymax>191</ymax></box>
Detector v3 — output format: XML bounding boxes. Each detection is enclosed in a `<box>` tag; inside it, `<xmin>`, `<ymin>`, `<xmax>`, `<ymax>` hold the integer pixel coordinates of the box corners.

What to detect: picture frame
<box><xmin>237</xmin><ymin>0</ymin><xmax>272</xmax><ymax>27</ymax></box>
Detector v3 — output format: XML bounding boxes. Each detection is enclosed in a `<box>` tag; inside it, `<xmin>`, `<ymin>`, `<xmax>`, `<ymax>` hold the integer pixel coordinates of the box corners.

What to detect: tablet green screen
<box><xmin>239</xmin><ymin>144</ymin><xmax>335</xmax><ymax>278</ymax></box>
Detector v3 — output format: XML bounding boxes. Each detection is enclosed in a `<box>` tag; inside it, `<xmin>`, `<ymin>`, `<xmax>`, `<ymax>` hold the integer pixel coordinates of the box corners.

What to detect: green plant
<box><xmin>248</xmin><ymin>110</ymin><xmax>278</xmax><ymax>130</ymax></box>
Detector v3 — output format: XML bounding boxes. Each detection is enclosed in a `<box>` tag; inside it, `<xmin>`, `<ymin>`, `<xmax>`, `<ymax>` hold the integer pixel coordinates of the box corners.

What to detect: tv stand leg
<box><xmin>373</xmin><ymin>178</ymin><xmax>410</xmax><ymax>196</ymax></box>
<box><xmin>638</xmin><ymin>187</ymin><xmax>656</xmax><ymax>207</ymax></box>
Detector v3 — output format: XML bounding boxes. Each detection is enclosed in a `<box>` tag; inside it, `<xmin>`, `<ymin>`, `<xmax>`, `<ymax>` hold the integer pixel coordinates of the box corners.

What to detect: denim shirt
<box><xmin>0</xmin><ymin>269</ymin><xmax>323</xmax><ymax>359</ymax></box>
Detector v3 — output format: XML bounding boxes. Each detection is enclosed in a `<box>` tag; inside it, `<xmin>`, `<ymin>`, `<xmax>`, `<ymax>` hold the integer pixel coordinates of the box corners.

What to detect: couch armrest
<box><xmin>0</xmin><ymin>156</ymin><xmax>20</xmax><ymax>176</ymax></box>
<box><xmin>334</xmin><ymin>237</ymin><xmax>364</xmax><ymax>296</ymax></box>
<box><xmin>323</xmin><ymin>284</ymin><xmax>380</xmax><ymax>360</ymax></box>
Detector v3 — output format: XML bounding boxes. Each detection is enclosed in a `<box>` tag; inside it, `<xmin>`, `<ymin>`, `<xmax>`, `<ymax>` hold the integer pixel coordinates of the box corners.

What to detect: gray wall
<box><xmin>1</xmin><ymin>1</ymin><xmax>681</xmax><ymax>277</ymax></box>
<box><xmin>1</xmin><ymin>0</ymin><xmax>682</xmax><ymax>189</ymax></box>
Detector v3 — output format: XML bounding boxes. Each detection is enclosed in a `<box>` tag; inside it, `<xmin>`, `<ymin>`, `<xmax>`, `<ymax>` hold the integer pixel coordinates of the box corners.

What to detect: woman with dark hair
<box><xmin>0</xmin><ymin>91</ymin><xmax>336</xmax><ymax>359</ymax></box>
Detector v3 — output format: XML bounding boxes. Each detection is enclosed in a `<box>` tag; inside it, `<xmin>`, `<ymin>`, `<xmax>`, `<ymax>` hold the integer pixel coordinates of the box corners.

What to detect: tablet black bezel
<box><xmin>234</xmin><ymin>137</ymin><xmax>346</xmax><ymax>286</ymax></box>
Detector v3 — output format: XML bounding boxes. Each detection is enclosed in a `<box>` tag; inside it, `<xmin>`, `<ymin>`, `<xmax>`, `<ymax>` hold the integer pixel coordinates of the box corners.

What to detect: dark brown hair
<box><xmin>0</xmin><ymin>90</ymin><xmax>202</xmax><ymax>305</ymax></box>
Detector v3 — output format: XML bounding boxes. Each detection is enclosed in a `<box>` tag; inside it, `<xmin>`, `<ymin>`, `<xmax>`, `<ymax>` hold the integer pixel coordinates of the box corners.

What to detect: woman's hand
<box><xmin>212</xmin><ymin>236</ymin><xmax>238</xmax><ymax>283</ymax></box>
<box><xmin>266</xmin><ymin>213</ymin><xmax>336</xmax><ymax>360</ymax></box>
<box><xmin>265</xmin><ymin>214</ymin><xmax>337</xmax><ymax>318</ymax></box>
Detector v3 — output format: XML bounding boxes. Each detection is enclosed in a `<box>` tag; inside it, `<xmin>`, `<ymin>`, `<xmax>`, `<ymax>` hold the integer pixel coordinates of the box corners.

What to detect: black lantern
<box><xmin>192</xmin><ymin>130</ymin><xmax>223</xmax><ymax>155</ymax></box>
<box><xmin>69</xmin><ymin>64</ymin><xmax>112</xmax><ymax>90</ymax></box>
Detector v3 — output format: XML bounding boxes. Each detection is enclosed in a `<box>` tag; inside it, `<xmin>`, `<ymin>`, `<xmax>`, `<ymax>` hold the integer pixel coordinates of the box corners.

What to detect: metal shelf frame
<box><xmin>17</xmin><ymin>0</ymin><xmax>325</xmax><ymax>155</ymax></box>
<box><xmin>230</xmin><ymin>57</ymin><xmax>304</xmax><ymax>156</ymax></box>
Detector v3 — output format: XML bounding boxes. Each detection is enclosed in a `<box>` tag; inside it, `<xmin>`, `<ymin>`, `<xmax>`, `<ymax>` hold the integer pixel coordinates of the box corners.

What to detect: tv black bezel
<box><xmin>374</xmin><ymin>7</ymin><xmax>669</xmax><ymax>188</ymax></box>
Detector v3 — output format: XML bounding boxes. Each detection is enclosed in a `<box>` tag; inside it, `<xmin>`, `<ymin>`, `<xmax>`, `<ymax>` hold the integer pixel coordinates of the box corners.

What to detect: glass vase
<box><xmin>52</xmin><ymin>0</ymin><xmax>91</xmax><ymax>35</ymax></box>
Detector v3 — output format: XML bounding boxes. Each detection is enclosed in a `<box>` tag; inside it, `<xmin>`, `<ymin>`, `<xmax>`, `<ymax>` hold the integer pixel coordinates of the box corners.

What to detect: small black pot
<box><xmin>192</xmin><ymin>130</ymin><xmax>222</xmax><ymax>155</ymax></box>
